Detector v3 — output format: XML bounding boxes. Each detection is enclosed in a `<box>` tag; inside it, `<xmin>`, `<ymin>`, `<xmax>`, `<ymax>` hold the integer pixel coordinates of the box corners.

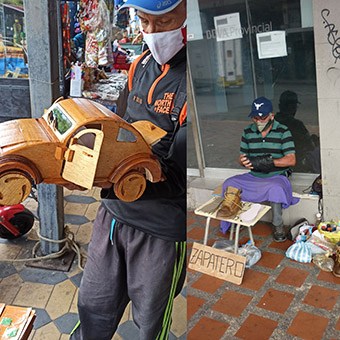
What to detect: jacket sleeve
<box><xmin>101</xmin><ymin>122</ymin><xmax>187</xmax><ymax>200</ymax></box>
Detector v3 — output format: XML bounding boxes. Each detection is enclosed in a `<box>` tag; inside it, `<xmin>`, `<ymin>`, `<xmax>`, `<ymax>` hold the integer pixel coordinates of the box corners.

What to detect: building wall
<box><xmin>313</xmin><ymin>0</ymin><xmax>340</xmax><ymax>220</ymax></box>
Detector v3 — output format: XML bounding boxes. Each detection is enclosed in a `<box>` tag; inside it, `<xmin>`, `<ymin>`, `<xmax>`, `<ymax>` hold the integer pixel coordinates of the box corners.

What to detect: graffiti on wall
<box><xmin>321</xmin><ymin>8</ymin><xmax>340</xmax><ymax>63</ymax></box>
<box><xmin>321</xmin><ymin>8</ymin><xmax>340</xmax><ymax>89</ymax></box>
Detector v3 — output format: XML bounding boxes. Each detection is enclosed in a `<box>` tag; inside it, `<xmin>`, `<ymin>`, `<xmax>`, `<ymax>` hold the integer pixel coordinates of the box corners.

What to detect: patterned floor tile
<box><xmin>32</xmin><ymin>321</ymin><xmax>61</xmax><ymax>339</ymax></box>
<box><xmin>287</xmin><ymin>311</ymin><xmax>329</xmax><ymax>339</ymax></box>
<box><xmin>256</xmin><ymin>251</ymin><xmax>285</xmax><ymax>269</ymax></box>
<box><xmin>75</xmin><ymin>222</ymin><xmax>93</xmax><ymax>245</ymax></box>
<box><xmin>64</xmin><ymin>195</ymin><xmax>97</xmax><ymax>204</ymax></box>
<box><xmin>116</xmin><ymin>320</ymin><xmax>139</xmax><ymax>339</ymax></box>
<box><xmin>0</xmin><ymin>262</ymin><xmax>17</xmax><ymax>279</ymax></box>
<box><xmin>84</xmin><ymin>201</ymin><xmax>101</xmax><ymax>222</ymax></box>
<box><xmin>317</xmin><ymin>270</ymin><xmax>340</xmax><ymax>285</ymax></box>
<box><xmin>235</xmin><ymin>314</ymin><xmax>278</xmax><ymax>339</ymax></box>
<box><xmin>191</xmin><ymin>274</ymin><xmax>224</xmax><ymax>294</ymax></box>
<box><xmin>241</xmin><ymin>268</ymin><xmax>270</xmax><ymax>291</ymax></box>
<box><xmin>0</xmin><ymin>273</ymin><xmax>23</xmax><ymax>304</ymax></box>
<box><xmin>45</xmin><ymin>280</ymin><xmax>77</xmax><ymax>319</ymax></box>
<box><xmin>275</xmin><ymin>266</ymin><xmax>309</xmax><ymax>287</ymax></box>
<box><xmin>171</xmin><ymin>294</ymin><xmax>187</xmax><ymax>337</ymax></box>
<box><xmin>251</xmin><ymin>222</ymin><xmax>272</xmax><ymax>237</ymax></box>
<box><xmin>188</xmin><ymin>316</ymin><xmax>229</xmax><ymax>339</ymax></box>
<box><xmin>187</xmin><ymin>295</ymin><xmax>205</xmax><ymax>320</ymax></box>
<box><xmin>13</xmin><ymin>282</ymin><xmax>54</xmax><ymax>309</ymax></box>
<box><xmin>54</xmin><ymin>312</ymin><xmax>79</xmax><ymax>334</ymax></box>
<box><xmin>257</xmin><ymin>288</ymin><xmax>295</xmax><ymax>314</ymax></box>
<box><xmin>302</xmin><ymin>285</ymin><xmax>340</xmax><ymax>311</ymax></box>
<box><xmin>32</xmin><ymin>308</ymin><xmax>52</xmax><ymax>329</ymax></box>
<box><xmin>19</xmin><ymin>267</ymin><xmax>68</xmax><ymax>285</ymax></box>
<box><xmin>187</xmin><ymin>227</ymin><xmax>205</xmax><ymax>241</ymax></box>
<box><xmin>64</xmin><ymin>202</ymin><xmax>88</xmax><ymax>216</ymax></box>
<box><xmin>0</xmin><ymin>243</ymin><xmax>22</xmax><ymax>260</ymax></box>
<box><xmin>69</xmin><ymin>290</ymin><xmax>78</xmax><ymax>314</ymax></box>
<box><xmin>69</xmin><ymin>272</ymin><xmax>83</xmax><ymax>288</ymax></box>
<box><xmin>212</xmin><ymin>290</ymin><xmax>253</xmax><ymax>317</ymax></box>
<box><xmin>60</xmin><ymin>334</ymin><xmax>70</xmax><ymax>340</ymax></box>
<box><xmin>64</xmin><ymin>214</ymin><xmax>89</xmax><ymax>225</ymax></box>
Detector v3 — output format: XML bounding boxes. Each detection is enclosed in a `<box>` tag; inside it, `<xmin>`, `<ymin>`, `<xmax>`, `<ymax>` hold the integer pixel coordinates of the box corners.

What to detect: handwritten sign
<box><xmin>188</xmin><ymin>242</ymin><xmax>246</xmax><ymax>285</ymax></box>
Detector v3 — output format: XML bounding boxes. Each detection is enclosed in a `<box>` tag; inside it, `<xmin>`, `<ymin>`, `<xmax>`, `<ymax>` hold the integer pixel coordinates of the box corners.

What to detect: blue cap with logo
<box><xmin>248</xmin><ymin>96</ymin><xmax>273</xmax><ymax>117</ymax></box>
<box><xmin>119</xmin><ymin>0</ymin><xmax>183</xmax><ymax>15</ymax></box>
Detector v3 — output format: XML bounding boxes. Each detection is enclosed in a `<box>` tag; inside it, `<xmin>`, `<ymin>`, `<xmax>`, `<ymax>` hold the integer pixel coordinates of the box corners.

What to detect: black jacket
<box><xmin>102</xmin><ymin>47</ymin><xmax>186</xmax><ymax>241</ymax></box>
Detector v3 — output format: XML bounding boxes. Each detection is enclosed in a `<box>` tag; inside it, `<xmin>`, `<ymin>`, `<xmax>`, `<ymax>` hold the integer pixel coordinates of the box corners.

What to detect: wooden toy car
<box><xmin>0</xmin><ymin>98</ymin><xmax>167</xmax><ymax>205</ymax></box>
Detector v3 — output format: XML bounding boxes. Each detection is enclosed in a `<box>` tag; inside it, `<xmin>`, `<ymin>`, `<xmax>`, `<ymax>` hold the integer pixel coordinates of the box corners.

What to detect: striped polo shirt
<box><xmin>240</xmin><ymin>120</ymin><xmax>295</xmax><ymax>178</ymax></box>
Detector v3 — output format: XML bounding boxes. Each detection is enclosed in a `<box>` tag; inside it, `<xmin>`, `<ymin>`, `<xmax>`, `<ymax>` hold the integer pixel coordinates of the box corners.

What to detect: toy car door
<box><xmin>62</xmin><ymin>128</ymin><xmax>104</xmax><ymax>189</ymax></box>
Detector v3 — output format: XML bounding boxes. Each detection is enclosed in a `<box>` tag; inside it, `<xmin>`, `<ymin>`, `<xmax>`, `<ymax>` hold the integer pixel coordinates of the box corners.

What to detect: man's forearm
<box><xmin>273</xmin><ymin>153</ymin><xmax>296</xmax><ymax>167</ymax></box>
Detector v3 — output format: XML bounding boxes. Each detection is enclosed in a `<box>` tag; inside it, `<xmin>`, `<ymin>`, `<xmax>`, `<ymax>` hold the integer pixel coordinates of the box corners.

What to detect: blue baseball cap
<box><xmin>248</xmin><ymin>96</ymin><xmax>273</xmax><ymax>118</ymax></box>
<box><xmin>119</xmin><ymin>0</ymin><xmax>183</xmax><ymax>15</ymax></box>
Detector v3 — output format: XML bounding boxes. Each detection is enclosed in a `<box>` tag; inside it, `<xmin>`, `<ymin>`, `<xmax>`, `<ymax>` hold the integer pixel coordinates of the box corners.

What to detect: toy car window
<box><xmin>76</xmin><ymin>132</ymin><xmax>96</xmax><ymax>149</ymax></box>
<box><xmin>47</xmin><ymin>106</ymin><xmax>74</xmax><ymax>136</ymax></box>
<box><xmin>117</xmin><ymin>127</ymin><xmax>137</xmax><ymax>142</ymax></box>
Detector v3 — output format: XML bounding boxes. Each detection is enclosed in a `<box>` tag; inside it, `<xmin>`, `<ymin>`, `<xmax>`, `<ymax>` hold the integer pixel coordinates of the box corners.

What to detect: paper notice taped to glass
<box><xmin>256</xmin><ymin>30</ymin><xmax>287</xmax><ymax>59</ymax></box>
<box><xmin>214</xmin><ymin>12</ymin><xmax>243</xmax><ymax>42</ymax></box>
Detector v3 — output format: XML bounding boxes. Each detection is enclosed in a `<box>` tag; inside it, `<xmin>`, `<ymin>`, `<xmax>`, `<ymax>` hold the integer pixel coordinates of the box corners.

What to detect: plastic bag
<box><xmin>307</xmin><ymin>230</ymin><xmax>335</xmax><ymax>254</ymax></box>
<box><xmin>318</xmin><ymin>221</ymin><xmax>340</xmax><ymax>244</ymax></box>
<box><xmin>212</xmin><ymin>240</ymin><xmax>234</xmax><ymax>253</ymax></box>
<box><xmin>312</xmin><ymin>253</ymin><xmax>334</xmax><ymax>272</ymax></box>
<box><xmin>237</xmin><ymin>242</ymin><xmax>262</xmax><ymax>268</ymax></box>
<box><xmin>286</xmin><ymin>241</ymin><xmax>312</xmax><ymax>263</ymax></box>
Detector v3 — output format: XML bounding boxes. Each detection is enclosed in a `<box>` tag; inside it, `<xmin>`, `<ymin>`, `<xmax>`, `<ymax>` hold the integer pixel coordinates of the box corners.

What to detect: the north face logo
<box><xmin>154</xmin><ymin>92</ymin><xmax>175</xmax><ymax>114</ymax></box>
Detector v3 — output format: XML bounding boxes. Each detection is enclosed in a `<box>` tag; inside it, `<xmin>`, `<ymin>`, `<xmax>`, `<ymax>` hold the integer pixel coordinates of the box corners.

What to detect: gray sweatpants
<box><xmin>270</xmin><ymin>202</ymin><xmax>284</xmax><ymax>227</ymax></box>
<box><xmin>70</xmin><ymin>204</ymin><xmax>186</xmax><ymax>340</ymax></box>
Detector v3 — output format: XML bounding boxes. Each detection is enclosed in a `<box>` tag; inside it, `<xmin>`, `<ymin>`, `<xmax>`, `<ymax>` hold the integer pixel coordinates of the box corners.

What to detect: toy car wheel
<box><xmin>0</xmin><ymin>172</ymin><xmax>32</xmax><ymax>206</ymax></box>
<box><xmin>0</xmin><ymin>208</ymin><xmax>35</xmax><ymax>239</ymax></box>
<box><xmin>114</xmin><ymin>171</ymin><xmax>146</xmax><ymax>202</ymax></box>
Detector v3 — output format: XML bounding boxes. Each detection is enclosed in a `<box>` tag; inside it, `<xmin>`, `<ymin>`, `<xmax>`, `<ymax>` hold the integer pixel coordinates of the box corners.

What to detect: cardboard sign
<box><xmin>188</xmin><ymin>242</ymin><xmax>246</xmax><ymax>285</ymax></box>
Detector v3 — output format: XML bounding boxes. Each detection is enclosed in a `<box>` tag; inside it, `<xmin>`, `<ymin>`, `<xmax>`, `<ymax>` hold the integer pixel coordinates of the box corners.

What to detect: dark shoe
<box><xmin>272</xmin><ymin>224</ymin><xmax>287</xmax><ymax>242</ymax></box>
<box><xmin>287</xmin><ymin>218</ymin><xmax>309</xmax><ymax>241</ymax></box>
<box><xmin>333</xmin><ymin>242</ymin><xmax>340</xmax><ymax>278</ymax></box>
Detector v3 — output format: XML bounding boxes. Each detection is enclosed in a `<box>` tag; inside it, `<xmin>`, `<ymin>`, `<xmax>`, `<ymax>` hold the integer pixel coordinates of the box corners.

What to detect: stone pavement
<box><xmin>0</xmin><ymin>188</ymin><xmax>186</xmax><ymax>340</ymax></box>
<box><xmin>187</xmin><ymin>211</ymin><xmax>340</xmax><ymax>340</ymax></box>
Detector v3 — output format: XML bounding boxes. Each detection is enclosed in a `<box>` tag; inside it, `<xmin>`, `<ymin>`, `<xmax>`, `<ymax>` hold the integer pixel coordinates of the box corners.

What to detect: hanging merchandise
<box><xmin>78</xmin><ymin>0</ymin><xmax>113</xmax><ymax>67</ymax></box>
<box><xmin>61</xmin><ymin>2</ymin><xmax>72</xmax><ymax>69</ymax></box>
<box><xmin>116</xmin><ymin>7</ymin><xmax>129</xmax><ymax>29</ymax></box>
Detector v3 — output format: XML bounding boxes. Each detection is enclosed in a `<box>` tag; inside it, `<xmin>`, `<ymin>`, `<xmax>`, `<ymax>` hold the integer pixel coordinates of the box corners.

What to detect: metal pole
<box><xmin>24</xmin><ymin>0</ymin><xmax>64</xmax><ymax>254</ymax></box>
<box><xmin>187</xmin><ymin>56</ymin><xmax>205</xmax><ymax>177</ymax></box>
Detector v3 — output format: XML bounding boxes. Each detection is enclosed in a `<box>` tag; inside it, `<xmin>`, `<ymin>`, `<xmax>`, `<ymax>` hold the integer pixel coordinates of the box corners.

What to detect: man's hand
<box><xmin>239</xmin><ymin>154</ymin><xmax>253</xmax><ymax>169</ymax></box>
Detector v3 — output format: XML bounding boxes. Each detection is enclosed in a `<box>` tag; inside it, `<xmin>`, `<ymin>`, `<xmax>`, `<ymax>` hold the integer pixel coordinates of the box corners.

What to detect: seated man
<box><xmin>222</xmin><ymin>96</ymin><xmax>300</xmax><ymax>242</ymax></box>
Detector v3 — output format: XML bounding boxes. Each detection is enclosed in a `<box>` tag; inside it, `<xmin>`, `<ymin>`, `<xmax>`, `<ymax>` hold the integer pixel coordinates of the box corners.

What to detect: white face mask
<box><xmin>142</xmin><ymin>23</ymin><xmax>186</xmax><ymax>65</ymax></box>
<box><xmin>256</xmin><ymin>119</ymin><xmax>273</xmax><ymax>132</ymax></box>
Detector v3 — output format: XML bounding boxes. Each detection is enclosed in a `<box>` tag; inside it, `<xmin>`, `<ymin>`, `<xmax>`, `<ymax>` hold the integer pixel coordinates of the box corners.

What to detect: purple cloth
<box><xmin>220</xmin><ymin>173</ymin><xmax>300</xmax><ymax>233</ymax></box>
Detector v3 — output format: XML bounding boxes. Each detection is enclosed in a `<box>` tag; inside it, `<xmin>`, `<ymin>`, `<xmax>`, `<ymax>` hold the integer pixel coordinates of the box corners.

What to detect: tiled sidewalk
<box><xmin>187</xmin><ymin>211</ymin><xmax>340</xmax><ymax>340</ymax></box>
<box><xmin>0</xmin><ymin>188</ymin><xmax>186</xmax><ymax>340</ymax></box>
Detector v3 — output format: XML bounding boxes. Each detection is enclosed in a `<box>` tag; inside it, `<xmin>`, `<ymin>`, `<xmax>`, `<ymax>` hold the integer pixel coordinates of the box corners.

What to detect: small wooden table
<box><xmin>194</xmin><ymin>196</ymin><xmax>271</xmax><ymax>254</ymax></box>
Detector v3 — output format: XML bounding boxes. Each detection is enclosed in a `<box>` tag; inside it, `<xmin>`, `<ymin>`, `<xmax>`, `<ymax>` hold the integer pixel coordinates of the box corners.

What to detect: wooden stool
<box><xmin>194</xmin><ymin>196</ymin><xmax>271</xmax><ymax>254</ymax></box>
